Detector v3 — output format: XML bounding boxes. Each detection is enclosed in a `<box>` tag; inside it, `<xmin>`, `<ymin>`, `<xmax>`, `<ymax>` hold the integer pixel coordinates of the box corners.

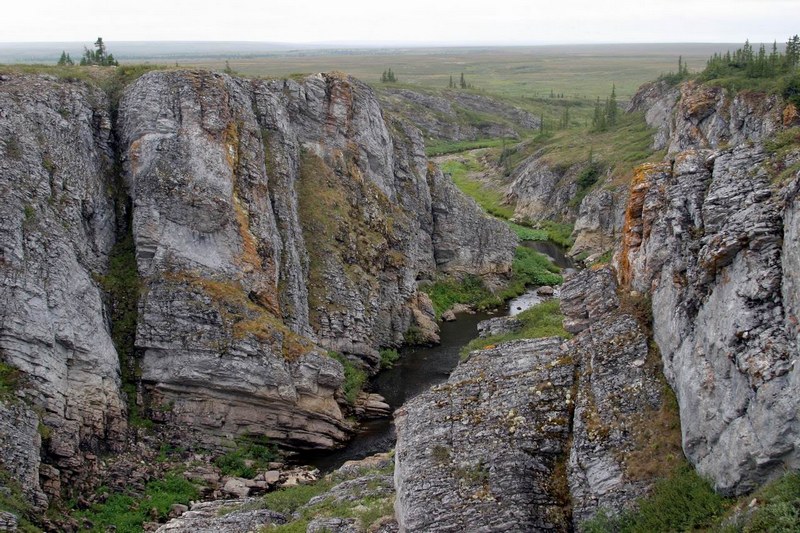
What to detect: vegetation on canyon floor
<box><xmin>72</xmin><ymin>473</ymin><xmax>199</xmax><ymax>533</ymax></box>
<box><xmin>460</xmin><ymin>299</ymin><xmax>571</xmax><ymax>357</ymax></box>
<box><xmin>423</xmin><ymin>246</ymin><xmax>562</xmax><ymax>319</ymax></box>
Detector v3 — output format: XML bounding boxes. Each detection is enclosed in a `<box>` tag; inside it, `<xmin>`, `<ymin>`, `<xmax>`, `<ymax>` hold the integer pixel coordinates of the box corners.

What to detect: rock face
<box><xmin>0</xmin><ymin>401</ymin><xmax>47</xmax><ymax>510</ymax></box>
<box><xmin>619</xmin><ymin>81</ymin><xmax>800</xmax><ymax>494</ymax></box>
<box><xmin>394</xmin><ymin>268</ymin><xmax>670</xmax><ymax>530</ymax></box>
<box><xmin>0</xmin><ymin>75</ymin><xmax>127</xmax><ymax>497</ymax></box>
<box><xmin>395</xmin><ymin>337</ymin><xmax>575</xmax><ymax>532</ymax></box>
<box><xmin>0</xmin><ymin>70</ymin><xmax>516</xmax><ymax>511</ymax></box>
<box><xmin>505</xmin><ymin>153</ymin><xmax>628</xmax><ymax>257</ymax></box>
<box><xmin>118</xmin><ymin>70</ymin><xmax>514</xmax><ymax>449</ymax></box>
<box><xmin>378</xmin><ymin>88</ymin><xmax>539</xmax><ymax>142</ymax></box>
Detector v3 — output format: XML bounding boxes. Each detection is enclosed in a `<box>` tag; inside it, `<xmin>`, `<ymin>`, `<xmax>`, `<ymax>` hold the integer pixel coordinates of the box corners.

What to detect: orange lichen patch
<box><xmin>784</xmin><ymin>103</ymin><xmax>800</xmax><ymax>127</ymax></box>
<box><xmin>618</xmin><ymin>162</ymin><xmax>670</xmax><ymax>288</ymax></box>
<box><xmin>129</xmin><ymin>138</ymin><xmax>143</xmax><ymax>176</ymax></box>
<box><xmin>223</xmin><ymin>121</ymin><xmax>240</xmax><ymax>169</ymax></box>
<box><xmin>680</xmin><ymin>81</ymin><xmax>720</xmax><ymax>119</ymax></box>
<box><xmin>232</xmin><ymin>193</ymin><xmax>263</xmax><ymax>271</ymax></box>
<box><xmin>161</xmin><ymin>272</ymin><xmax>308</xmax><ymax>360</ymax></box>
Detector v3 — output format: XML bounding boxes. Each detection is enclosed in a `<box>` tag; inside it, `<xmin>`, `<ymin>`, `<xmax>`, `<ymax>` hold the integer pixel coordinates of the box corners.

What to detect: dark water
<box><xmin>304</xmin><ymin>241</ymin><xmax>573</xmax><ymax>471</ymax></box>
<box><xmin>305</xmin><ymin>309</ymin><xmax>498</xmax><ymax>471</ymax></box>
<box><xmin>524</xmin><ymin>240</ymin><xmax>575</xmax><ymax>270</ymax></box>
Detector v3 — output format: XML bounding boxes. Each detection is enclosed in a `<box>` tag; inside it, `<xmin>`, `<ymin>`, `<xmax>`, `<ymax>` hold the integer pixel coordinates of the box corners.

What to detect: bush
<box><xmin>422</xmin><ymin>275</ymin><xmax>493</xmax><ymax>318</ymax></box>
<box><xmin>581</xmin><ymin>463</ymin><xmax>730</xmax><ymax>532</ymax></box>
<box><xmin>76</xmin><ymin>474</ymin><xmax>199</xmax><ymax>533</ymax></box>
<box><xmin>782</xmin><ymin>73</ymin><xmax>800</xmax><ymax>107</ymax></box>
<box><xmin>0</xmin><ymin>361</ymin><xmax>22</xmax><ymax>402</ymax></box>
<box><xmin>737</xmin><ymin>471</ymin><xmax>800</xmax><ymax>533</ymax></box>
<box><xmin>214</xmin><ymin>436</ymin><xmax>277</xmax><ymax>478</ymax></box>
<box><xmin>379</xmin><ymin>348</ymin><xmax>400</xmax><ymax>369</ymax></box>
<box><xmin>329</xmin><ymin>352</ymin><xmax>367</xmax><ymax>404</ymax></box>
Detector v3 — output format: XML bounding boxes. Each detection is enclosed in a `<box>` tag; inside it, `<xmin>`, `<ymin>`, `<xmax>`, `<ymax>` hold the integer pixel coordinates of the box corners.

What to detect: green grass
<box><xmin>508</xmin><ymin>222</ymin><xmax>550</xmax><ymax>241</ymax></box>
<box><xmin>0</xmin><ymin>361</ymin><xmax>23</xmax><ymax>402</ymax></box>
<box><xmin>495</xmin><ymin>246</ymin><xmax>563</xmax><ymax>302</ymax></box>
<box><xmin>75</xmin><ymin>474</ymin><xmax>199</xmax><ymax>533</ymax></box>
<box><xmin>439</xmin><ymin>158</ymin><xmax>515</xmax><ymax>219</ymax></box>
<box><xmin>138</xmin><ymin>43</ymin><xmax>725</xmax><ymax>105</ymax></box>
<box><xmin>425</xmin><ymin>138</ymin><xmax>509</xmax><ymax>157</ymax></box>
<box><xmin>379</xmin><ymin>348</ymin><xmax>400</xmax><ymax>369</ymax></box>
<box><xmin>422</xmin><ymin>247</ymin><xmax>562</xmax><ymax>318</ymax></box>
<box><xmin>460</xmin><ymin>299</ymin><xmax>571</xmax><ymax>357</ymax></box>
<box><xmin>732</xmin><ymin>471</ymin><xmax>800</xmax><ymax>532</ymax></box>
<box><xmin>582</xmin><ymin>467</ymin><xmax>800</xmax><ymax>533</ymax></box>
<box><xmin>214</xmin><ymin>436</ymin><xmax>278</xmax><ymax>478</ymax></box>
<box><xmin>329</xmin><ymin>352</ymin><xmax>367</xmax><ymax>405</ymax></box>
<box><xmin>423</xmin><ymin>275</ymin><xmax>496</xmax><ymax>319</ymax></box>
<box><xmin>582</xmin><ymin>463</ymin><xmax>730</xmax><ymax>533</ymax></box>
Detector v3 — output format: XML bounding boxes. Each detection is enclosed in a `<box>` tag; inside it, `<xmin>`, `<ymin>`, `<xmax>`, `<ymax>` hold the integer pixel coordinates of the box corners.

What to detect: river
<box><xmin>305</xmin><ymin>239</ymin><xmax>573</xmax><ymax>471</ymax></box>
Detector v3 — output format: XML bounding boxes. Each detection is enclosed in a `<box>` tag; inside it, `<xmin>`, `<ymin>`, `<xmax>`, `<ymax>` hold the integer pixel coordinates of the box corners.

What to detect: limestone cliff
<box><xmin>119</xmin><ymin>70</ymin><xmax>515</xmax><ymax>449</ymax></box>
<box><xmin>619</xmin><ymin>81</ymin><xmax>800</xmax><ymax>494</ymax></box>
<box><xmin>0</xmin><ymin>70</ymin><xmax>515</xmax><ymax>510</ymax></box>
<box><xmin>0</xmin><ymin>74</ymin><xmax>127</xmax><ymax>499</ymax></box>
<box><xmin>378</xmin><ymin>88</ymin><xmax>539</xmax><ymax>143</ymax></box>
<box><xmin>394</xmin><ymin>268</ymin><xmax>671</xmax><ymax>531</ymax></box>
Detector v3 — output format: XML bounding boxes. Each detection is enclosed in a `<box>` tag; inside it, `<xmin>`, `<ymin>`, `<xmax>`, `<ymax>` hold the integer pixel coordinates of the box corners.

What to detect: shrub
<box><xmin>213</xmin><ymin>435</ymin><xmax>278</xmax><ymax>478</ymax></box>
<box><xmin>581</xmin><ymin>463</ymin><xmax>730</xmax><ymax>532</ymax></box>
<box><xmin>76</xmin><ymin>474</ymin><xmax>199</xmax><ymax>533</ymax></box>
<box><xmin>329</xmin><ymin>352</ymin><xmax>367</xmax><ymax>404</ymax></box>
<box><xmin>379</xmin><ymin>348</ymin><xmax>400</xmax><ymax>369</ymax></box>
<box><xmin>0</xmin><ymin>361</ymin><xmax>22</xmax><ymax>401</ymax></box>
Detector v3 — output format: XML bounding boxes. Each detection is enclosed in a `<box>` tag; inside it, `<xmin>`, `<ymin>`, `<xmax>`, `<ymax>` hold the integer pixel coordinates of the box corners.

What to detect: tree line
<box><xmin>701</xmin><ymin>35</ymin><xmax>799</xmax><ymax>80</ymax></box>
<box><xmin>56</xmin><ymin>37</ymin><xmax>119</xmax><ymax>67</ymax></box>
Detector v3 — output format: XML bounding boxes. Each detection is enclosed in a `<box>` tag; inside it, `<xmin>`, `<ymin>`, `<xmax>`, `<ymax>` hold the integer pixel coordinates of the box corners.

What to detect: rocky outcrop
<box><xmin>119</xmin><ymin>70</ymin><xmax>514</xmax><ymax>449</ymax></box>
<box><xmin>505</xmin><ymin>152</ymin><xmax>579</xmax><ymax>223</ymax></box>
<box><xmin>157</xmin><ymin>452</ymin><xmax>396</xmax><ymax>533</ymax></box>
<box><xmin>378</xmin><ymin>88</ymin><xmax>539</xmax><ymax>143</ymax></box>
<box><xmin>0</xmin><ymin>74</ymin><xmax>127</xmax><ymax>499</ymax></box>
<box><xmin>619</xmin><ymin>81</ymin><xmax>800</xmax><ymax>494</ymax></box>
<box><xmin>628</xmin><ymin>79</ymin><xmax>782</xmax><ymax>154</ymax></box>
<box><xmin>0</xmin><ymin>401</ymin><xmax>47</xmax><ymax>510</ymax></box>
<box><xmin>395</xmin><ymin>336</ymin><xmax>575</xmax><ymax>532</ymax></box>
<box><xmin>394</xmin><ymin>268</ymin><xmax>670</xmax><ymax>530</ymax></box>
<box><xmin>505</xmin><ymin>153</ymin><xmax>628</xmax><ymax>258</ymax></box>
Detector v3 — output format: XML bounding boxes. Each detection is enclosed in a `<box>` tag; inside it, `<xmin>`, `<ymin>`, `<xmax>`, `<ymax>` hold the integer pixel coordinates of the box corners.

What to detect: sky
<box><xmin>2</xmin><ymin>0</ymin><xmax>797</xmax><ymax>44</ymax></box>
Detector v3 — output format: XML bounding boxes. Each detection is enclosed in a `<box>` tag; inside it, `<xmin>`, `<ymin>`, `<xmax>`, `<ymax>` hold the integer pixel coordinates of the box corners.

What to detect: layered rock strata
<box><xmin>119</xmin><ymin>70</ymin><xmax>515</xmax><ymax>449</ymax></box>
<box><xmin>394</xmin><ymin>268</ymin><xmax>670</xmax><ymax>531</ymax></box>
<box><xmin>617</xmin><ymin>80</ymin><xmax>800</xmax><ymax>495</ymax></box>
<box><xmin>0</xmin><ymin>74</ymin><xmax>127</xmax><ymax>495</ymax></box>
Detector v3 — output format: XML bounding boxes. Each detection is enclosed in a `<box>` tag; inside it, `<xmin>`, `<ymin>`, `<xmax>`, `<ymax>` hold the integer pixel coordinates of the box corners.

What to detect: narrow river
<box><xmin>305</xmin><ymin>240</ymin><xmax>573</xmax><ymax>471</ymax></box>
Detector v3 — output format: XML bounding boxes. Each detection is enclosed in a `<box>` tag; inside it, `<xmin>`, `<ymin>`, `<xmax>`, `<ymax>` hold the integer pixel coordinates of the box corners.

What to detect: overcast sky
<box><xmin>3</xmin><ymin>0</ymin><xmax>797</xmax><ymax>44</ymax></box>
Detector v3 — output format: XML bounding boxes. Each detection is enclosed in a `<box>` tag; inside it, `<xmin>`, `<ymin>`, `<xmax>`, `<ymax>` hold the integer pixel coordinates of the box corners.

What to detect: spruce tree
<box><xmin>606</xmin><ymin>84</ymin><xmax>618</xmax><ymax>126</ymax></box>
<box><xmin>460</xmin><ymin>72</ymin><xmax>466</xmax><ymax>89</ymax></box>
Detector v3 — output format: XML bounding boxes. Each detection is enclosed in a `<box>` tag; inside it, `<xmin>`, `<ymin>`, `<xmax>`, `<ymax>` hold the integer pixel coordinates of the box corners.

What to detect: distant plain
<box><xmin>0</xmin><ymin>42</ymin><xmax>737</xmax><ymax>102</ymax></box>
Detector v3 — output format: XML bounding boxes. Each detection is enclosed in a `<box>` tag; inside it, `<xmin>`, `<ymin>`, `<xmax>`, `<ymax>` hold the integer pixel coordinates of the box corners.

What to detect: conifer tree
<box><xmin>460</xmin><ymin>72</ymin><xmax>466</xmax><ymax>89</ymax></box>
<box><xmin>606</xmin><ymin>84</ymin><xmax>618</xmax><ymax>126</ymax></box>
<box><xmin>57</xmin><ymin>51</ymin><xmax>74</xmax><ymax>66</ymax></box>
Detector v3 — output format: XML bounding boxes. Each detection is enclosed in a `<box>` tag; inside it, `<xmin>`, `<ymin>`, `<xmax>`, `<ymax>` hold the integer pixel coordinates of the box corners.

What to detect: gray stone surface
<box><xmin>378</xmin><ymin>88</ymin><xmax>539</xmax><ymax>142</ymax></box>
<box><xmin>0</xmin><ymin>401</ymin><xmax>47</xmax><ymax>510</ymax></box>
<box><xmin>394</xmin><ymin>268</ymin><xmax>666</xmax><ymax>531</ymax></box>
<box><xmin>155</xmin><ymin>498</ymin><xmax>286</xmax><ymax>533</ymax></box>
<box><xmin>395</xmin><ymin>337</ymin><xmax>575</xmax><ymax>532</ymax></box>
<box><xmin>619</xmin><ymin>81</ymin><xmax>800</xmax><ymax>494</ymax></box>
<box><xmin>117</xmin><ymin>70</ymin><xmax>514</xmax><ymax>449</ymax></box>
<box><xmin>0</xmin><ymin>74</ymin><xmax>126</xmax><ymax>499</ymax></box>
